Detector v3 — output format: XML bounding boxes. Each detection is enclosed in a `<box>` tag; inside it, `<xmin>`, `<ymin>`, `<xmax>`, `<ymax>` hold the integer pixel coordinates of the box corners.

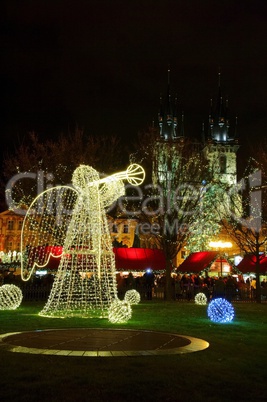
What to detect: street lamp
<box><xmin>209</xmin><ymin>241</ymin><xmax>233</xmax><ymax>276</ymax></box>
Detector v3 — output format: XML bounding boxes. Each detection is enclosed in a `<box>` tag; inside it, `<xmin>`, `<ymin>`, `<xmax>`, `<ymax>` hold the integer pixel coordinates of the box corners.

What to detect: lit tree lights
<box><xmin>20</xmin><ymin>164</ymin><xmax>145</xmax><ymax>318</ymax></box>
<box><xmin>207</xmin><ymin>298</ymin><xmax>234</xmax><ymax>323</ymax></box>
<box><xmin>185</xmin><ymin>183</ymin><xmax>223</xmax><ymax>253</ymax></box>
<box><xmin>132</xmin><ymin>137</ymin><xmax>215</xmax><ymax>301</ymax></box>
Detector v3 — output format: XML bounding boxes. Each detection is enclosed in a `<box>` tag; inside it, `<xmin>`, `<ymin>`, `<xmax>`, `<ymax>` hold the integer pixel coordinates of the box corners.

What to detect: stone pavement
<box><xmin>0</xmin><ymin>328</ymin><xmax>209</xmax><ymax>357</ymax></box>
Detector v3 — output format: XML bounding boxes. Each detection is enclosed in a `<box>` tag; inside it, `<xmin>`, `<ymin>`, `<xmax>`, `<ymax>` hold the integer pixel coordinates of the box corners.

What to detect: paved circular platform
<box><xmin>0</xmin><ymin>328</ymin><xmax>209</xmax><ymax>357</ymax></box>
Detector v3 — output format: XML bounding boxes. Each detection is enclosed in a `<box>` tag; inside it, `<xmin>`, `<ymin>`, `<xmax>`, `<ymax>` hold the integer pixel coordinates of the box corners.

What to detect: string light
<box><xmin>0</xmin><ymin>284</ymin><xmax>23</xmax><ymax>310</ymax></box>
<box><xmin>207</xmin><ymin>298</ymin><xmax>234</xmax><ymax>323</ymax></box>
<box><xmin>108</xmin><ymin>299</ymin><xmax>132</xmax><ymax>323</ymax></box>
<box><xmin>186</xmin><ymin>183</ymin><xmax>222</xmax><ymax>253</ymax></box>
<box><xmin>124</xmin><ymin>289</ymin><xmax>141</xmax><ymax>305</ymax></box>
<box><xmin>194</xmin><ymin>292</ymin><xmax>207</xmax><ymax>305</ymax></box>
<box><xmin>20</xmin><ymin>164</ymin><xmax>145</xmax><ymax>318</ymax></box>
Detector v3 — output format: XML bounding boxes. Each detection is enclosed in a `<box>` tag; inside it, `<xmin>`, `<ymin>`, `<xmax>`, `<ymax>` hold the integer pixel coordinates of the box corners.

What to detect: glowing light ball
<box><xmin>124</xmin><ymin>289</ymin><xmax>141</xmax><ymax>305</ymax></box>
<box><xmin>0</xmin><ymin>284</ymin><xmax>23</xmax><ymax>310</ymax></box>
<box><xmin>207</xmin><ymin>298</ymin><xmax>234</xmax><ymax>323</ymax></box>
<box><xmin>108</xmin><ymin>299</ymin><xmax>132</xmax><ymax>324</ymax></box>
<box><xmin>195</xmin><ymin>292</ymin><xmax>207</xmax><ymax>305</ymax></box>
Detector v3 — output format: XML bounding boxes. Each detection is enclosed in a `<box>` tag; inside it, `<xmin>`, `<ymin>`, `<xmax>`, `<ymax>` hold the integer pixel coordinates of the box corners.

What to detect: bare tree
<box><xmin>130</xmin><ymin>135</ymin><xmax>214</xmax><ymax>300</ymax></box>
<box><xmin>2</xmin><ymin>129</ymin><xmax>126</xmax><ymax>211</ymax></box>
<box><xmin>219</xmin><ymin>158</ymin><xmax>267</xmax><ymax>303</ymax></box>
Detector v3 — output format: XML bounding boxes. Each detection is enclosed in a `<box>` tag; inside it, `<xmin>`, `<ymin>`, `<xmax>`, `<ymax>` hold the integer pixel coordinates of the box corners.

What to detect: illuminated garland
<box><xmin>0</xmin><ymin>284</ymin><xmax>23</xmax><ymax>310</ymax></box>
<box><xmin>20</xmin><ymin>164</ymin><xmax>145</xmax><ymax>318</ymax></box>
<box><xmin>108</xmin><ymin>299</ymin><xmax>132</xmax><ymax>323</ymax></box>
<box><xmin>194</xmin><ymin>292</ymin><xmax>207</xmax><ymax>305</ymax></box>
<box><xmin>186</xmin><ymin>183</ymin><xmax>222</xmax><ymax>253</ymax></box>
<box><xmin>207</xmin><ymin>298</ymin><xmax>234</xmax><ymax>323</ymax></box>
<box><xmin>124</xmin><ymin>289</ymin><xmax>141</xmax><ymax>305</ymax></box>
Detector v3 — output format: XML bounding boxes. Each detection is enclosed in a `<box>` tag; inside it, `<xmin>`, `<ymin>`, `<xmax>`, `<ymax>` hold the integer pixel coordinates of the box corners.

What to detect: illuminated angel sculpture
<box><xmin>21</xmin><ymin>164</ymin><xmax>145</xmax><ymax>317</ymax></box>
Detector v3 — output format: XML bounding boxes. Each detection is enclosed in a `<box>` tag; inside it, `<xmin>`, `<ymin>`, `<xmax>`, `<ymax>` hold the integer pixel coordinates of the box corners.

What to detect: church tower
<box><xmin>203</xmin><ymin>72</ymin><xmax>239</xmax><ymax>186</ymax></box>
<box><xmin>158</xmin><ymin>68</ymin><xmax>179</xmax><ymax>141</ymax></box>
<box><xmin>153</xmin><ymin>69</ymin><xmax>184</xmax><ymax>186</ymax></box>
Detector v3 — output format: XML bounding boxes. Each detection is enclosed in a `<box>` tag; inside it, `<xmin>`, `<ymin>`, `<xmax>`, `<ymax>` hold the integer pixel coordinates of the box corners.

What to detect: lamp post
<box><xmin>209</xmin><ymin>241</ymin><xmax>233</xmax><ymax>277</ymax></box>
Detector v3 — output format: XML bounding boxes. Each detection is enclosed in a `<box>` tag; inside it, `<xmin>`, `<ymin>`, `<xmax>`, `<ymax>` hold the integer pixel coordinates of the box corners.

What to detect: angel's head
<box><xmin>72</xmin><ymin>165</ymin><xmax>99</xmax><ymax>190</ymax></box>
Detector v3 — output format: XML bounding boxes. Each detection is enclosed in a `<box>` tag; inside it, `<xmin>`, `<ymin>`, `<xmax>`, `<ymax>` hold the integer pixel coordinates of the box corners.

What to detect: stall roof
<box><xmin>113</xmin><ymin>248</ymin><xmax>166</xmax><ymax>271</ymax></box>
<box><xmin>236</xmin><ymin>254</ymin><xmax>267</xmax><ymax>274</ymax></box>
<box><xmin>177</xmin><ymin>251</ymin><xmax>219</xmax><ymax>273</ymax></box>
<box><xmin>34</xmin><ymin>246</ymin><xmax>166</xmax><ymax>272</ymax></box>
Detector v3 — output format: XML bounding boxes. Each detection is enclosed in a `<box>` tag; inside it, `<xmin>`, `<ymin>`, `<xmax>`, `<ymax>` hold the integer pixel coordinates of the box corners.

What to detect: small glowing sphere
<box><xmin>207</xmin><ymin>298</ymin><xmax>234</xmax><ymax>323</ymax></box>
<box><xmin>108</xmin><ymin>299</ymin><xmax>132</xmax><ymax>324</ymax></box>
<box><xmin>195</xmin><ymin>292</ymin><xmax>207</xmax><ymax>305</ymax></box>
<box><xmin>0</xmin><ymin>284</ymin><xmax>23</xmax><ymax>310</ymax></box>
<box><xmin>124</xmin><ymin>289</ymin><xmax>141</xmax><ymax>305</ymax></box>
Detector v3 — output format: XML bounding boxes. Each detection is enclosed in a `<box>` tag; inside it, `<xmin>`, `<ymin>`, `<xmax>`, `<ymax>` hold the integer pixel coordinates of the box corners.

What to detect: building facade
<box><xmin>0</xmin><ymin>210</ymin><xmax>24</xmax><ymax>253</ymax></box>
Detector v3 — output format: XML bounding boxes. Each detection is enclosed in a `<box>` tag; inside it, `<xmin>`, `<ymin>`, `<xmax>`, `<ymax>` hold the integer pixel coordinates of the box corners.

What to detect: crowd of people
<box><xmin>116</xmin><ymin>271</ymin><xmax>267</xmax><ymax>301</ymax></box>
<box><xmin>174</xmin><ymin>273</ymin><xmax>267</xmax><ymax>301</ymax></box>
<box><xmin>1</xmin><ymin>268</ymin><xmax>267</xmax><ymax>302</ymax></box>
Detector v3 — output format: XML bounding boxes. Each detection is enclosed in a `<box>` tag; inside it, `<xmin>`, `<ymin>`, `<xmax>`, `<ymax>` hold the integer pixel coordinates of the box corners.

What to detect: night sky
<box><xmin>2</xmin><ymin>0</ymin><xmax>267</xmax><ymax>164</ymax></box>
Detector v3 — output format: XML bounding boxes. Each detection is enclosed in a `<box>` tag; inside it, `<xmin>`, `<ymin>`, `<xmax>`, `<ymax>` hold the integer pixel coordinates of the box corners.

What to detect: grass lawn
<box><xmin>0</xmin><ymin>300</ymin><xmax>266</xmax><ymax>402</ymax></box>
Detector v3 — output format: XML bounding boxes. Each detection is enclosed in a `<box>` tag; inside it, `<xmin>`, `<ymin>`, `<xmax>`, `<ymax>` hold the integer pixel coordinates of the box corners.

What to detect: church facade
<box><xmin>151</xmin><ymin>70</ymin><xmax>240</xmax><ymax>269</ymax></box>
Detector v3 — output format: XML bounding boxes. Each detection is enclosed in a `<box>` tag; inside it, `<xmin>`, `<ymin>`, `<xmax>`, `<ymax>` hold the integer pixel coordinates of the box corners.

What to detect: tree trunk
<box><xmin>165</xmin><ymin>259</ymin><xmax>173</xmax><ymax>301</ymax></box>
<box><xmin>255</xmin><ymin>253</ymin><xmax>262</xmax><ymax>303</ymax></box>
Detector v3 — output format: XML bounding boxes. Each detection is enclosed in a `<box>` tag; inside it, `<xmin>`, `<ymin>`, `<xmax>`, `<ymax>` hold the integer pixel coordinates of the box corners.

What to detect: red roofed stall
<box><xmin>236</xmin><ymin>254</ymin><xmax>267</xmax><ymax>274</ymax></box>
<box><xmin>177</xmin><ymin>251</ymin><xmax>219</xmax><ymax>273</ymax></box>
<box><xmin>32</xmin><ymin>246</ymin><xmax>166</xmax><ymax>272</ymax></box>
<box><xmin>113</xmin><ymin>248</ymin><xmax>166</xmax><ymax>271</ymax></box>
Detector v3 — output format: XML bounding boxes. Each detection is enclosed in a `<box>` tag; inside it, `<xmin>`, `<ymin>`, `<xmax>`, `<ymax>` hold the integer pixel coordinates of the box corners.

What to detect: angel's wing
<box><xmin>21</xmin><ymin>185</ymin><xmax>78</xmax><ymax>281</ymax></box>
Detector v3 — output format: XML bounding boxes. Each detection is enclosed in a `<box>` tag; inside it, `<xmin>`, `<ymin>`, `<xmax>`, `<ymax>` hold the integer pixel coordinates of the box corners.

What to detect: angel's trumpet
<box><xmin>88</xmin><ymin>164</ymin><xmax>145</xmax><ymax>187</ymax></box>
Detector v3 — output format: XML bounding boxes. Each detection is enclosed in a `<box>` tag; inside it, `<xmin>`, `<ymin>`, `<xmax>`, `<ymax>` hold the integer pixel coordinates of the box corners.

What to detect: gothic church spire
<box><xmin>158</xmin><ymin>68</ymin><xmax>180</xmax><ymax>141</ymax></box>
